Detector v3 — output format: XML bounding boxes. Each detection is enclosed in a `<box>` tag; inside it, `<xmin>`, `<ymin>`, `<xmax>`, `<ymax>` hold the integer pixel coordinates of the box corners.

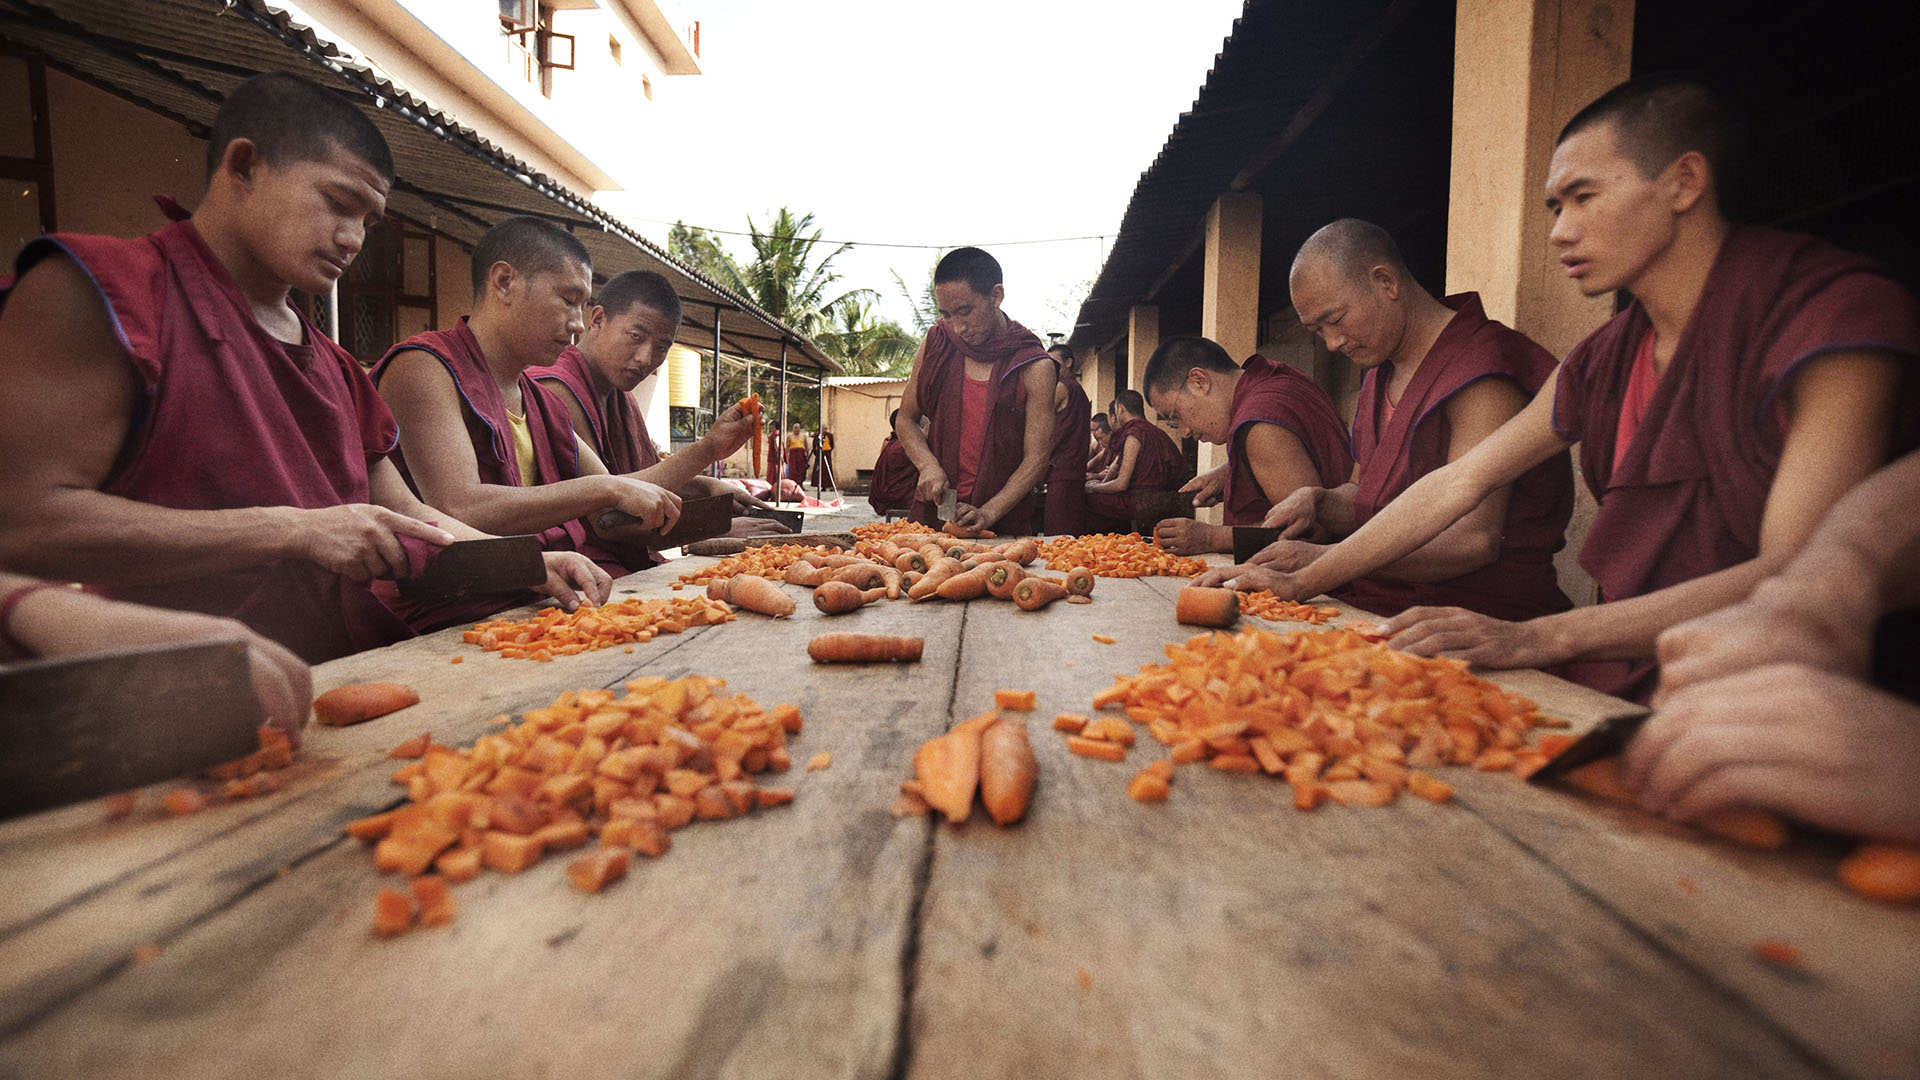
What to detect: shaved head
<box><xmin>471</xmin><ymin>216</ymin><xmax>591</xmax><ymax>296</ymax></box>
<box><xmin>1290</xmin><ymin>218</ymin><xmax>1408</xmax><ymax>287</ymax></box>
<box><xmin>1558</xmin><ymin>72</ymin><xmax>1747</xmax><ymax>211</ymax></box>
<box><xmin>596</xmin><ymin>269</ymin><xmax>682</xmax><ymax>326</ymax></box>
<box><xmin>207</xmin><ymin>72</ymin><xmax>393</xmax><ymax>181</ymax></box>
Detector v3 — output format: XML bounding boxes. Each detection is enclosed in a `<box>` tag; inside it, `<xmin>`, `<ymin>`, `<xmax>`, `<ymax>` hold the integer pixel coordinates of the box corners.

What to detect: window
<box><xmin>336</xmin><ymin>217</ymin><xmax>438</xmax><ymax>366</ymax></box>
<box><xmin>499</xmin><ymin>0</ymin><xmax>573</xmax><ymax>98</ymax></box>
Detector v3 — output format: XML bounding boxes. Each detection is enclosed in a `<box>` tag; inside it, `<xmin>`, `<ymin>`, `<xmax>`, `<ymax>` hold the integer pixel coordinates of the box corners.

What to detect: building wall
<box><xmin>43</xmin><ymin>69</ymin><xmax>205</xmax><ymax>241</ymax></box>
<box><xmin>822</xmin><ymin>380</ymin><xmax>908</xmax><ymax>486</ymax></box>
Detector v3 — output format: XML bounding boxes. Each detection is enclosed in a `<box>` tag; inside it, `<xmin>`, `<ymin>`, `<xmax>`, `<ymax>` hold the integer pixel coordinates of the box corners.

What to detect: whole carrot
<box><xmin>893</xmin><ymin>550</ymin><xmax>927</xmax><ymax>574</ymax></box>
<box><xmin>998</xmin><ymin>538</ymin><xmax>1040</xmax><ymax>566</ymax></box>
<box><xmin>712</xmin><ymin>575</ymin><xmax>797</xmax><ymax>618</ymax></box>
<box><xmin>812</xmin><ymin>580</ymin><xmax>873</xmax><ymax>615</ymax></box>
<box><xmin>829</xmin><ymin>563</ymin><xmax>889</xmax><ymax>589</ymax></box>
<box><xmin>935</xmin><ymin>565</ymin><xmax>994</xmax><ymax>601</ymax></box>
<box><xmin>908</xmin><ymin>557</ymin><xmax>964</xmax><ymax>601</ymax></box>
<box><xmin>784</xmin><ymin>562</ymin><xmax>828</xmax><ymax>587</ymax></box>
<box><xmin>979</xmin><ymin>716</ymin><xmax>1037</xmax><ymax>826</ymax></box>
<box><xmin>807</xmin><ymin>633</ymin><xmax>925</xmax><ymax>663</ymax></box>
<box><xmin>984</xmin><ymin>560</ymin><xmax>1026</xmax><ymax>600</ymax></box>
<box><xmin>314</xmin><ymin>682</ymin><xmax>421</xmax><ymax>727</ymax></box>
<box><xmin>1064</xmin><ymin>566</ymin><xmax>1096</xmax><ymax>597</ymax></box>
<box><xmin>1175</xmin><ymin>587</ymin><xmax>1240</xmax><ymax>627</ymax></box>
<box><xmin>1013</xmin><ymin>576</ymin><xmax>1070</xmax><ymax>611</ymax></box>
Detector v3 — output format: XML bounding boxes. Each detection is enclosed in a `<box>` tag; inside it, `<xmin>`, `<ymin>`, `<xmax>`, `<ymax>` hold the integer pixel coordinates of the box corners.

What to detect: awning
<box><xmin>0</xmin><ymin>0</ymin><xmax>837</xmax><ymax>373</ymax></box>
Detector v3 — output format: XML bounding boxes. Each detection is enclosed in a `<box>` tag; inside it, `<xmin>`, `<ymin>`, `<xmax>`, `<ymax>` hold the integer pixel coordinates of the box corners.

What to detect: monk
<box><xmin>869</xmin><ymin>410</ymin><xmax>920</xmax><ymax>516</ymax></box>
<box><xmin>373</xmin><ymin>216</ymin><xmax>683</xmax><ymax>631</ymax></box>
<box><xmin>1229</xmin><ymin>220</ymin><xmax>1575</xmax><ymax>620</ymax></box>
<box><xmin>1086</xmin><ymin>413</ymin><xmax>1114</xmax><ymax>479</ymax></box>
<box><xmin>1199</xmin><ymin>73</ymin><xmax>1920</xmax><ymax>702</ymax></box>
<box><xmin>897</xmin><ymin>247</ymin><xmax>1057</xmax><ymax>533</ymax></box>
<box><xmin>0</xmin><ymin>73</ymin><xmax>608</xmax><ymax>664</ymax></box>
<box><xmin>1044</xmin><ymin>344</ymin><xmax>1091</xmax><ymax>535</ymax></box>
<box><xmin>1623</xmin><ymin>449</ymin><xmax>1920</xmax><ymax>842</ymax></box>
<box><xmin>1083</xmin><ymin>390</ymin><xmax>1192</xmax><ymax>534</ymax></box>
<box><xmin>527</xmin><ymin>269</ymin><xmax>779</xmax><ymax>541</ymax></box>
<box><xmin>1142</xmin><ymin>336</ymin><xmax>1352</xmax><ymax>556</ymax></box>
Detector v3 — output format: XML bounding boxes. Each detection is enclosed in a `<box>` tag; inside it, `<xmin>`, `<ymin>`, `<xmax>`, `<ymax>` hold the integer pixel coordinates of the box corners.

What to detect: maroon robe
<box><xmin>1084</xmin><ymin>415</ymin><xmax>1192</xmax><ymax>530</ymax></box>
<box><xmin>868</xmin><ymin>435</ymin><xmax>918</xmax><ymax>515</ymax></box>
<box><xmin>1552</xmin><ymin>225</ymin><xmax>1920</xmax><ymax>702</ymax></box>
<box><xmin>528</xmin><ymin>344</ymin><xmax>661</xmax><ymax>474</ymax></box>
<box><xmin>1222</xmin><ymin>353</ymin><xmax>1354</xmax><ymax>525</ymax></box>
<box><xmin>1045</xmin><ymin>377</ymin><xmax>1092</xmax><ymax>535</ymax></box>
<box><xmin>371</xmin><ymin>319</ymin><xmax>629</xmax><ymax>632</ymax></box>
<box><xmin>1337</xmin><ymin>294</ymin><xmax>1573</xmax><ymax>621</ymax></box>
<box><xmin>4</xmin><ymin>208</ymin><xmax>413</xmax><ymax>662</ymax></box>
<box><xmin>909</xmin><ymin>318</ymin><xmax>1053</xmax><ymax>528</ymax></box>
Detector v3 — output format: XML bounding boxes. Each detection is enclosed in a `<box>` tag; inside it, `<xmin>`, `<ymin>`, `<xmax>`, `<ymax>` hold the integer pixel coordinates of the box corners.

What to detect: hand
<box><xmin>1190</xmin><ymin>564</ymin><xmax>1303</xmax><ymax>596</ymax></box>
<box><xmin>914</xmin><ymin>467</ymin><xmax>950</xmax><ymax>506</ymax></box>
<box><xmin>703</xmin><ymin>403</ymin><xmax>757</xmax><ymax>459</ymax></box>
<box><xmin>725</xmin><ymin>515</ymin><xmax>791</xmax><ymax>538</ymax></box>
<box><xmin>955</xmin><ymin>502</ymin><xmax>995</xmax><ymax>532</ymax></box>
<box><xmin>533</xmin><ymin>551</ymin><xmax>611</xmax><ymax>612</ymax></box>
<box><xmin>5</xmin><ymin>589</ymin><xmax>311</xmax><ymax>748</ymax></box>
<box><xmin>1261</xmin><ymin>488</ymin><xmax>1322</xmax><ymax>539</ymax></box>
<box><xmin>605</xmin><ymin>476</ymin><xmax>682</xmax><ymax>534</ymax></box>
<box><xmin>1653</xmin><ymin>579</ymin><xmax>1874</xmax><ymax>705</ymax></box>
<box><xmin>1181</xmin><ymin>465</ymin><xmax>1227</xmax><ymax>509</ymax></box>
<box><xmin>1622</xmin><ymin>663</ymin><xmax>1920</xmax><ymax>843</ymax></box>
<box><xmin>1382</xmin><ymin>606</ymin><xmax>1559</xmax><ymax>669</ymax></box>
<box><xmin>1152</xmin><ymin>518</ymin><xmax>1227</xmax><ymax>556</ymax></box>
<box><xmin>1246</xmin><ymin>537</ymin><xmax>1326</xmax><ymax>573</ymax></box>
<box><xmin>296</xmin><ymin>504</ymin><xmax>455</xmax><ymax>582</ymax></box>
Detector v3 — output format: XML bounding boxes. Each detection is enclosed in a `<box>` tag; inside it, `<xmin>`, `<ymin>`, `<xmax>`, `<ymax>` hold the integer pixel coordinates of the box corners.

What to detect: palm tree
<box><xmin>817</xmin><ymin>294</ymin><xmax>917</xmax><ymax>377</ymax></box>
<box><xmin>891</xmin><ymin>253</ymin><xmax>943</xmax><ymax>334</ymax></box>
<box><xmin>666</xmin><ymin>221</ymin><xmax>745</xmax><ymax>292</ymax></box>
<box><xmin>725</xmin><ymin>207</ymin><xmax>867</xmax><ymax>341</ymax></box>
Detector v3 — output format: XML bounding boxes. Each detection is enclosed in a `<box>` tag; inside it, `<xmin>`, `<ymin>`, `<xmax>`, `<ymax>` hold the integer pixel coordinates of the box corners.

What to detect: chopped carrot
<box><xmin>914</xmin><ymin>723</ymin><xmax>983</xmax><ymax>824</ymax></box>
<box><xmin>1174</xmin><ymin>587</ymin><xmax>1240</xmax><ymax>628</ymax></box>
<box><xmin>1750</xmin><ymin>939</ymin><xmax>1803</xmax><ymax>967</ymax></box>
<box><xmin>1127</xmin><ymin>770</ymin><xmax>1170</xmax><ymax>801</ymax></box>
<box><xmin>567</xmin><ymin>848</ymin><xmax>631</xmax><ymax>894</ymax></box>
<box><xmin>992</xmin><ymin>689</ymin><xmax>1037</xmax><ymax>711</ymax></box>
<box><xmin>1052</xmin><ymin>713</ymin><xmax>1089</xmax><ymax>734</ymax></box>
<box><xmin>1091</xmin><ymin>633</ymin><xmax>1116</xmax><ymax>644</ymax></box>
<box><xmin>1067</xmin><ymin>736</ymin><xmax>1127</xmax><ymax>762</ymax></box>
<box><xmin>372</xmin><ymin>887</ymin><xmax>415</xmax><ymax>936</ymax></box>
<box><xmin>130</xmin><ymin>943</ymin><xmax>162</xmax><ymax>965</ymax></box>
<box><xmin>1037</xmin><ymin>534</ymin><xmax>1206</xmax><ymax>578</ymax></box>
<box><xmin>979</xmin><ymin>717</ymin><xmax>1037</xmax><ymax>826</ymax></box>
<box><xmin>435</xmin><ymin>846</ymin><xmax>483</xmax><ymax>884</ymax></box>
<box><xmin>162</xmin><ymin>788</ymin><xmax>206</xmax><ymax>815</ymax></box>
<box><xmin>1238</xmin><ymin>590</ymin><xmax>1341</xmax><ymax>625</ymax></box>
<box><xmin>806</xmin><ymin>751</ymin><xmax>832</xmax><ymax>771</ymax></box>
<box><xmin>102</xmin><ymin>792</ymin><xmax>138</xmax><ymax>820</ymax></box>
<box><xmin>450</xmin><ymin>655</ymin><xmax>464</xmax><ymax>664</ymax></box>
<box><xmin>1695</xmin><ymin>806</ymin><xmax>1790</xmax><ymax>849</ymax></box>
<box><xmin>314</xmin><ymin>682</ymin><xmax>420</xmax><ymax>727</ymax></box>
<box><xmin>387</xmin><ymin>733</ymin><xmax>431</xmax><ymax>759</ymax></box>
<box><xmin>1838</xmin><ymin>841</ymin><xmax>1920</xmax><ymax>903</ymax></box>
<box><xmin>890</xmin><ymin>790</ymin><xmax>931</xmax><ymax>818</ymax></box>
<box><xmin>1406</xmin><ymin>771</ymin><xmax>1454</xmax><ymax>804</ymax></box>
<box><xmin>410</xmin><ymin>875</ymin><xmax>457</xmax><ymax>928</ymax></box>
<box><xmin>808</xmin><ymin>633</ymin><xmax>924</xmax><ymax>663</ymax></box>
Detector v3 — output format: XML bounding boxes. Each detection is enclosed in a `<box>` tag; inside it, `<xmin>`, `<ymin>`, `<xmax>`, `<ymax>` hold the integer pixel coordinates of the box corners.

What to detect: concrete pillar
<box><xmin>1448</xmin><ymin>0</ymin><xmax>1632</xmax><ymax>605</ymax></box>
<box><xmin>1197</xmin><ymin>191</ymin><xmax>1263</xmax><ymax>523</ymax></box>
<box><xmin>1125</xmin><ymin>305</ymin><xmax>1158</xmax><ymax>402</ymax></box>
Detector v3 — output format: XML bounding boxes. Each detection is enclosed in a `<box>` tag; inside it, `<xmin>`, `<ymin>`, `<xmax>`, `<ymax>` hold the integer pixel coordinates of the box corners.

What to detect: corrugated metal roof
<box><xmin>822</xmin><ymin>375</ymin><xmax>908</xmax><ymax>387</ymax></box>
<box><xmin>1068</xmin><ymin>0</ymin><xmax>1454</xmax><ymax>355</ymax></box>
<box><xmin>0</xmin><ymin>0</ymin><xmax>837</xmax><ymax>372</ymax></box>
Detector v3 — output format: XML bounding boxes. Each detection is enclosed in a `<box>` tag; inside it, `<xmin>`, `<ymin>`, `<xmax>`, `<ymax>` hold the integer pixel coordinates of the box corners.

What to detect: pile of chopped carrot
<box><xmin>463</xmin><ymin>596</ymin><xmax>734</xmax><ymax>660</ymax></box>
<box><xmin>110</xmin><ymin>725</ymin><xmax>298</xmax><ymax>820</ymax></box>
<box><xmin>673</xmin><ymin>544</ymin><xmax>820</xmax><ymax>587</ymax></box>
<box><xmin>1072</xmin><ymin>625</ymin><xmax>1564</xmax><ymax>809</ymax></box>
<box><xmin>1240</xmin><ymin>590</ymin><xmax>1342</xmax><ymax>626</ymax></box>
<box><xmin>349</xmin><ymin>675</ymin><xmax>801</xmax><ymax>937</ymax></box>
<box><xmin>1037</xmin><ymin>533</ymin><xmax>1207</xmax><ymax>578</ymax></box>
<box><xmin>850</xmin><ymin>519</ymin><xmax>935</xmax><ymax>544</ymax></box>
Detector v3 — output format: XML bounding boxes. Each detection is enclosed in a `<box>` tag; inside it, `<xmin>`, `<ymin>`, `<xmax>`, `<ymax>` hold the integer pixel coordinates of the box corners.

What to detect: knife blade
<box><xmin>397</xmin><ymin>535</ymin><xmax>546</xmax><ymax>599</ymax></box>
<box><xmin>1231</xmin><ymin>527</ymin><xmax>1281</xmax><ymax>564</ymax></box>
<box><xmin>596</xmin><ymin>494</ymin><xmax>736</xmax><ymax>548</ymax></box>
<box><xmin>0</xmin><ymin>639</ymin><xmax>261</xmax><ymax>819</ymax></box>
<box><xmin>1526</xmin><ymin>710</ymin><xmax>1653</xmax><ymax>786</ymax></box>
<box><xmin>937</xmin><ymin>488</ymin><xmax>958</xmax><ymax>525</ymax></box>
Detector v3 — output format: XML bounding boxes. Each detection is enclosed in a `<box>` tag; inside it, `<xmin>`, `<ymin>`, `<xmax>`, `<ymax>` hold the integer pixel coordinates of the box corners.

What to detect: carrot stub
<box><xmin>1174</xmin><ymin>587</ymin><xmax>1240</xmax><ymax>628</ymax></box>
<box><xmin>808</xmin><ymin>633</ymin><xmax>924</xmax><ymax>663</ymax></box>
<box><xmin>314</xmin><ymin>682</ymin><xmax>420</xmax><ymax>727</ymax></box>
<box><xmin>1013</xmin><ymin>576</ymin><xmax>1070</xmax><ymax>611</ymax></box>
<box><xmin>708</xmin><ymin>574</ymin><xmax>796</xmax><ymax>618</ymax></box>
<box><xmin>812</xmin><ymin>580</ymin><xmax>874</xmax><ymax>615</ymax></box>
<box><xmin>1838</xmin><ymin>841</ymin><xmax>1920</xmax><ymax>903</ymax></box>
<box><xmin>914</xmin><ymin>725</ymin><xmax>982</xmax><ymax>824</ymax></box>
<box><xmin>979</xmin><ymin>717</ymin><xmax>1037</xmax><ymax>826</ymax></box>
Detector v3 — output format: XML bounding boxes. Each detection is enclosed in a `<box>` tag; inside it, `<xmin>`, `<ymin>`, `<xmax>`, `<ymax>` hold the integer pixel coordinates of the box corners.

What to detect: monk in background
<box><xmin>374</xmin><ymin>216</ymin><xmax>681</xmax><ymax>630</ymax></box>
<box><xmin>897</xmin><ymin>247</ymin><xmax>1056</xmax><ymax>534</ymax></box>
<box><xmin>1086</xmin><ymin>413</ymin><xmax>1114</xmax><ymax>479</ymax></box>
<box><xmin>1143</xmin><ymin>336</ymin><xmax>1351</xmax><ymax>555</ymax></box>
<box><xmin>1242</xmin><ymin>219</ymin><xmax>1574</xmax><ymax>620</ymax></box>
<box><xmin>1043</xmin><ymin>343</ymin><xmax>1091</xmax><ymax>535</ymax></box>
<box><xmin>1083</xmin><ymin>390</ymin><xmax>1192</xmax><ymax>534</ymax></box>
<box><xmin>1200</xmin><ymin>73</ymin><xmax>1920</xmax><ymax>702</ymax></box>
<box><xmin>0</xmin><ymin>74</ymin><xmax>606</xmax><ymax>663</ymax></box>
<box><xmin>868</xmin><ymin>410</ymin><xmax>920</xmax><ymax>516</ymax></box>
<box><xmin>528</xmin><ymin>269</ymin><xmax>779</xmax><ymax>542</ymax></box>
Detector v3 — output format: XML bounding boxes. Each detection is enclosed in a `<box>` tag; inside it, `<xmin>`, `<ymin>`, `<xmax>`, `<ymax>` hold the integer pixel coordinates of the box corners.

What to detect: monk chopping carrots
<box><xmin>527</xmin><ymin>269</ymin><xmax>784</xmax><ymax>541</ymax></box>
<box><xmin>1043</xmin><ymin>344</ymin><xmax>1091</xmax><ymax>535</ymax></box>
<box><xmin>1083</xmin><ymin>390</ymin><xmax>1193</xmax><ymax>534</ymax></box>
<box><xmin>373</xmin><ymin>216</ymin><xmax>683</xmax><ymax>630</ymax></box>
<box><xmin>1142</xmin><ymin>335</ymin><xmax>1352</xmax><ymax>556</ymax></box>
<box><xmin>897</xmin><ymin>247</ymin><xmax>1057</xmax><ymax>535</ymax></box>
<box><xmin>1199</xmin><ymin>73</ymin><xmax>1920</xmax><ymax>703</ymax></box>
<box><xmin>0</xmin><ymin>73</ymin><xmax>609</xmax><ymax>663</ymax></box>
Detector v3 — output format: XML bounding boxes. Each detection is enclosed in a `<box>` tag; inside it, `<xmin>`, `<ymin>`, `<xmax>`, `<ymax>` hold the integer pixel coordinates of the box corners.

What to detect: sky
<box><xmin>603</xmin><ymin>0</ymin><xmax>1250</xmax><ymax>343</ymax></box>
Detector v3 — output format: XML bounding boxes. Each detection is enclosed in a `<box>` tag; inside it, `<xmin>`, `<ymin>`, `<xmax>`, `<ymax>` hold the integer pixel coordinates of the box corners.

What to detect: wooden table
<box><xmin>1</xmin><ymin>558</ymin><xmax>1915</xmax><ymax>1080</ymax></box>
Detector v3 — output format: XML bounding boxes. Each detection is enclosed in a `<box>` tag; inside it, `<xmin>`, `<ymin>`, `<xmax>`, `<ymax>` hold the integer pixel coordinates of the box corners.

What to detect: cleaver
<box><xmin>1526</xmin><ymin>710</ymin><xmax>1653</xmax><ymax>786</ymax></box>
<box><xmin>937</xmin><ymin>488</ymin><xmax>959</xmax><ymax>525</ymax></box>
<box><xmin>397</xmin><ymin>535</ymin><xmax>547</xmax><ymax>599</ymax></box>
<box><xmin>1231</xmin><ymin>527</ymin><xmax>1282</xmax><ymax>564</ymax></box>
<box><xmin>0</xmin><ymin>639</ymin><xmax>261</xmax><ymax>819</ymax></box>
<box><xmin>596</xmin><ymin>494</ymin><xmax>735</xmax><ymax>549</ymax></box>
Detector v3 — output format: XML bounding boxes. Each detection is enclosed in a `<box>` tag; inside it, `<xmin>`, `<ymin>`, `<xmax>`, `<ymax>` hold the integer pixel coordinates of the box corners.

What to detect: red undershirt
<box><xmin>1612</xmin><ymin>329</ymin><xmax>1660</xmax><ymax>475</ymax></box>
<box><xmin>955</xmin><ymin>370</ymin><xmax>989</xmax><ymax>501</ymax></box>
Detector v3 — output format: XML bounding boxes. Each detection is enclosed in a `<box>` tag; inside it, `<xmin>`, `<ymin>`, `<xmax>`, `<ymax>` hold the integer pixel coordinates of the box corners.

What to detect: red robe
<box><xmin>868</xmin><ymin>434</ymin><xmax>918</xmax><ymax>515</ymax></box>
<box><xmin>528</xmin><ymin>345</ymin><xmax>661</xmax><ymax>474</ymax></box>
<box><xmin>1337</xmin><ymin>294</ymin><xmax>1573</xmax><ymax>621</ymax></box>
<box><xmin>1552</xmin><ymin>226</ymin><xmax>1920</xmax><ymax>701</ymax></box>
<box><xmin>371</xmin><ymin>319</ymin><xmax>629</xmax><ymax>632</ymax></box>
<box><xmin>909</xmin><ymin>318</ymin><xmax>1053</xmax><ymax>528</ymax></box>
<box><xmin>1045</xmin><ymin>377</ymin><xmax>1092</xmax><ymax>535</ymax></box>
<box><xmin>4</xmin><ymin>208</ymin><xmax>413</xmax><ymax>662</ymax></box>
<box><xmin>1222</xmin><ymin>353</ymin><xmax>1353</xmax><ymax>525</ymax></box>
<box><xmin>1084</xmin><ymin>416</ymin><xmax>1192</xmax><ymax>530</ymax></box>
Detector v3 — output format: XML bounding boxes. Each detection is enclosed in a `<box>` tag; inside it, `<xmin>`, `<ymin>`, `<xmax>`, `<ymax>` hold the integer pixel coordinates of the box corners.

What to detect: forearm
<box><xmin>633</xmin><ymin>434</ymin><xmax>721</xmax><ymax>492</ymax></box>
<box><xmin>0</xmin><ymin>488</ymin><xmax>299</xmax><ymax>586</ymax></box>
<box><xmin>1535</xmin><ymin>557</ymin><xmax>1777</xmax><ymax>663</ymax></box>
<box><xmin>1368</xmin><ymin>515</ymin><xmax>1501</xmax><ymax>584</ymax></box>
<box><xmin>1315</xmin><ymin>484</ymin><xmax>1361</xmax><ymax>536</ymax></box>
<box><xmin>897</xmin><ymin>422</ymin><xmax>943</xmax><ymax>480</ymax></box>
<box><xmin>1773</xmin><ymin>453</ymin><xmax>1920</xmax><ymax>612</ymax></box>
<box><xmin>1291</xmin><ymin>468</ymin><xmax>1488</xmax><ymax>596</ymax></box>
<box><xmin>982</xmin><ymin>451</ymin><xmax>1052</xmax><ymax>524</ymax></box>
<box><xmin>426</xmin><ymin>475</ymin><xmax>616</xmax><ymax>536</ymax></box>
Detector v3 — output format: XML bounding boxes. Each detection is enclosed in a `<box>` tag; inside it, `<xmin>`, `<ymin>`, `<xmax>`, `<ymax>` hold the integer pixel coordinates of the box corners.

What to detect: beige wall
<box><xmin>822</xmin><ymin>380</ymin><xmax>908</xmax><ymax>486</ymax></box>
<box><xmin>45</xmin><ymin>69</ymin><xmax>205</xmax><ymax>239</ymax></box>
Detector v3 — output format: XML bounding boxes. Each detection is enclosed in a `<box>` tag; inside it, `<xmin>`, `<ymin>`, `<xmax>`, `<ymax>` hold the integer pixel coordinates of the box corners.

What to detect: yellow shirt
<box><xmin>504</xmin><ymin>407</ymin><xmax>538</xmax><ymax>485</ymax></box>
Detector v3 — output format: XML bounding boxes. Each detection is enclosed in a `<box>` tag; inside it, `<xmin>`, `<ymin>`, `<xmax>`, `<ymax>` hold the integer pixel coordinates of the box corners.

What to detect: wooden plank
<box><xmin>0</xmin><ymin>563</ymin><xmax>962</xmax><ymax>1078</ymax></box>
<box><xmin>903</xmin><ymin>577</ymin><xmax>1848</xmax><ymax>1079</ymax></box>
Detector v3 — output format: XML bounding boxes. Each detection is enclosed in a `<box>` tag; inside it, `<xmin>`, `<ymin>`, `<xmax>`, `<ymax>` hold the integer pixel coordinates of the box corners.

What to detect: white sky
<box><xmin>604</xmin><ymin>0</ymin><xmax>1249</xmax><ymax>341</ymax></box>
